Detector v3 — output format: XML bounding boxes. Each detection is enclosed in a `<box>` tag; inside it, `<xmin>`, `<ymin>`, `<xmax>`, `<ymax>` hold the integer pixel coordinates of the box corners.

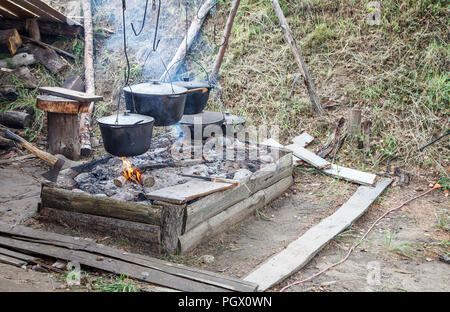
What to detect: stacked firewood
<box><xmin>0</xmin><ymin>19</ymin><xmax>79</xmax><ymax>102</ymax></box>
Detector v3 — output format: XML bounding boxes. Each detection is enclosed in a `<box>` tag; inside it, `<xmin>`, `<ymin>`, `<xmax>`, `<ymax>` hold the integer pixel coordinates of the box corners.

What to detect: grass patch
<box><xmin>93</xmin><ymin>274</ymin><xmax>139</xmax><ymax>292</ymax></box>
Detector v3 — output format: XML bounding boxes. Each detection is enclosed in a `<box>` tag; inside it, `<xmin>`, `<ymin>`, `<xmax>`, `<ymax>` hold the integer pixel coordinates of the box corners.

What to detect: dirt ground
<box><xmin>0</xmin><ymin>158</ymin><xmax>448</xmax><ymax>292</ymax></box>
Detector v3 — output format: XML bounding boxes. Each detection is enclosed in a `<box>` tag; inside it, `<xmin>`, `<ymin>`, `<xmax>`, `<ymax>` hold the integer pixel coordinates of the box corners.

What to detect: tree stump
<box><xmin>37</xmin><ymin>95</ymin><xmax>90</xmax><ymax>160</ymax></box>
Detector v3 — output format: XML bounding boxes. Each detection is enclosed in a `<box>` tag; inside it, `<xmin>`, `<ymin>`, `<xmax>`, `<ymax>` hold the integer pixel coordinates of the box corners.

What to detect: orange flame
<box><xmin>121</xmin><ymin>157</ymin><xmax>142</xmax><ymax>185</ymax></box>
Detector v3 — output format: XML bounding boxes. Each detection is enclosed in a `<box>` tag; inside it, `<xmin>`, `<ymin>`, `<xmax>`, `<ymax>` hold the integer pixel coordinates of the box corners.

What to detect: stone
<box><xmin>200</xmin><ymin>255</ymin><xmax>215</xmax><ymax>264</ymax></box>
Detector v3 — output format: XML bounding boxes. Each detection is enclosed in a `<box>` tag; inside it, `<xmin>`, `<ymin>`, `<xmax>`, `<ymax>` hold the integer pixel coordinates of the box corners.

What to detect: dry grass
<box><xmin>36</xmin><ymin>0</ymin><xmax>448</xmax><ymax>175</ymax></box>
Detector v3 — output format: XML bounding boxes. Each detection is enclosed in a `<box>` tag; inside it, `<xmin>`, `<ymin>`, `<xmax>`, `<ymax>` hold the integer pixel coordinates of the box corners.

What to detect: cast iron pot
<box><xmin>123</xmin><ymin>81</ymin><xmax>209</xmax><ymax>126</ymax></box>
<box><xmin>173</xmin><ymin>79</ymin><xmax>213</xmax><ymax>115</ymax></box>
<box><xmin>97</xmin><ymin>111</ymin><xmax>154</xmax><ymax>157</ymax></box>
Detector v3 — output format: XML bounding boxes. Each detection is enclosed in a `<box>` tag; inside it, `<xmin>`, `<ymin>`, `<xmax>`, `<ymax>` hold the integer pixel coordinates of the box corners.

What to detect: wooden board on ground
<box><xmin>291</xmin><ymin>133</ymin><xmax>314</xmax><ymax>147</ymax></box>
<box><xmin>146</xmin><ymin>180</ymin><xmax>237</xmax><ymax>204</ymax></box>
<box><xmin>285</xmin><ymin>144</ymin><xmax>331</xmax><ymax>169</ymax></box>
<box><xmin>244</xmin><ymin>178</ymin><xmax>392</xmax><ymax>291</ymax></box>
<box><xmin>0</xmin><ymin>222</ymin><xmax>258</xmax><ymax>292</ymax></box>
<box><xmin>286</xmin><ymin>143</ymin><xmax>377</xmax><ymax>186</ymax></box>
<box><xmin>39</xmin><ymin>87</ymin><xmax>103</xmax><ymax>102</ymax></box>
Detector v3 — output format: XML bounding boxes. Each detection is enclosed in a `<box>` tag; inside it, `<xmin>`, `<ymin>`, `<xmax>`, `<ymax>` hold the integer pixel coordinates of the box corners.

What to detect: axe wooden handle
<box><xmin>4</xmin><ymin>130</ymin><xmax>58</xmax><ymax>166</ymax></box>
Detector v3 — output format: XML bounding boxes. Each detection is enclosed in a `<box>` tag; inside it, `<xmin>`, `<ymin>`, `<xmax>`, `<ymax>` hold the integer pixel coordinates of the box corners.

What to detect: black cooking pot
<box><xmin>173</xmin><ymin>79</ymin><xmax>213</xmax><ymax>115</ymax></box>
<box><xmin>124</xmin><ymin>81</ymin><xmax>187</xmax><ymax>127</ymax></box>
<box><xmin>223</xmin><ymin>111</ymin><xmax>246</xmax><ymax>136</ymax></box>
<box><xmin>98</xmin><ymin>111</ymin><xmax>154</xmax><ymax>157</ymax></box>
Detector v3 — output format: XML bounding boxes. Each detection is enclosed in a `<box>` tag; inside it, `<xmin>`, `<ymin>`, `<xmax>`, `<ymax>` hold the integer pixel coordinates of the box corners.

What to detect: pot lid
<box><xmin>98</xmin><ymin>111</ymin><xmax>154</xmax><ymax>126</ymax></box>
<box><xmin>173</xmin><ymin>79</ymin><xmax>211</xmax><ymax>89</ymax></box>
<box><xmin>123</xmin><ymin>80</ymin><xmax>187</xmax><ymax>95</ymax></box>
<box><xmin>224</xmin><ymin>111</ymin><xmax>246</xmax><ymax>125</ymax></box>
<box><xmin>180</xmin><ymin>111</ymin><xmax>224</xmax><ymax>126</ymax></box>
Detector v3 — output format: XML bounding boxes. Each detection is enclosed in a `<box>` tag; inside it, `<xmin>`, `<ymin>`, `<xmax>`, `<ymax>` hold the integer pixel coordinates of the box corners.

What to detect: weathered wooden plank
<box><xmin>5</xmin><ymin>0</ymin><xmax>59</xmax><ymax>22</ymax></box>
<box><xmin>41</xmin><ymin>185</ymin><xmax>162</xmax><ymax>225</ymax></box>
<box><xmin>0</xmin><ymin>0</ymin><xmax>35</xmax><ymax>18</ymax></box>
<box><xmin>0</xmin><ymin>222</ymin><xmax>257</xmax><ymax>292</ymax></box>
<box><xmin>0</xmin><ymin>235</ymin><xmax>226</xmax><ymax>292</ymax></box>
<box><xmin>0</xmin><ymin>253</ymin><xmax>26</xmax><ymax>267</ymax></box>
<box><xmin>285</xmin><ymin>144</ymin><xmax>331</xmax><ymax>169</ymax></box>
<box><xmin>39</xmin><ymin>207</ymin><xmax>161</xmax><ymax>245</ymax></box>
<box><xmin>0</xmin><ymin>246</ymin><xmax>38</xmax><ymax>262</ymax></box>
<box><xmin>286</xmin><ymin>143</ymin><xmax>377</xmax><ymax>186</ymax></box>
<box><xmin>146</xmin><ymin>181</ymin><xmax>237</xmax><ymax>205</ymax></box>
<box><xmin>323</xmin><ymin>164</ymin><xmax>377</xmax><ymax>186</ymax></box>
<box><xmin>39</xmin><ymin>87</ymin><xmax>103</xmax><ymax>102</ymax></box>
<box><xmin>185</xmin><ymin>153</ymin><xmax>293</xmax><ymax>232</ymax></box>
<box><xmin>179</xmin><ymin>175</ymin><xmax>294</xmax><ymax>255</ymax></box>
<box><xmin>244</xmin><ymin>178</ymin><xmax>392</xmax><ymax>291</ymax></box>
<box><xmin>291</xmin><ymin>133</ymin><xmax>314</xmax><ymax>147</ymax></box>
<box><xmin>26</xmin><ymin>0</ymin><xmax>80</xmax><ymax>25</ymax></box>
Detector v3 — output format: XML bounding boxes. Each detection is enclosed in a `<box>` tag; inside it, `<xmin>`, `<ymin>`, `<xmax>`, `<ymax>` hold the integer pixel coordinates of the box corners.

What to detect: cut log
<box><xmin>142</xmin><ymin>175</ymin><xmax>155</xmax><ymax>188</ymax></box>
<box><xmin>113</xmin><ymin>175</ymin><xmax>127</xmax><ymax>187</ymax></box>
<box><xmin>348</xmin><ymin>106</ymin><xmax>362</xmax><ymax>138</ymax></box>
<box><xmin>0</xmin><ymin>111</ymin><xmax>33</xmax><ymax>129</ymax></box>
<box><xmin>78</xmin><ymin>0</ymin><xmax>96</xmax><ymax>157</ymax></box>
<box><xmin>160</xmin><ymin>0</ymin><xmax>217</xmax><ymax>81</ymax></box>
<box><xmin>39</xmin><ymin>207</ymin><xmax>161</xmax><ymax>246</ymax></box>
<box><xmin>210</xmin><ymin>0</ymin><xmax>241</xmax><ymax>83</ymax></box>
<box><xmin>22</xmin><ymin>36</ymin><xmax>75</xmax><ymax>60</ymax></box>
<box><xmin>25</xmin><ymin>18</ymin><xmax>40</xmax><ymax>41</ymax></box>
<box><xmin>36</xmin><ymin>95</ymin><xmax>89</xmax><ymax>114</ymax></box>
<box><xmin>0</xmin><ymin>28</ymin><xmax>22</xmax><ymax>55</ymax></box>
<box><xmin>159</xmin><ymin>202</ymin><xmax>186</xmax><ymax>254</ymax></box>
<box><xmin>0</xmin><ymin>52</ymin><xmax>36</xmax><ymax>69</ymax></box>
<box><xmin>47</xmin><ymin>112</ymin><xmax>80</xmax><ymax>160</ymax></box>
<box><xmin>23</xmin><ymin>42</ymin><xmax>69</xmax><ymax>74</ymax></box>
<box><xmin>40</xmin><ymin>185</ymin><xmax>162</xmax><ymax>225</ymax></box>
<box><xmin>0</xmin><ymin>18</ymin><xmax>83</xmax><ymax>37</ymax></box>
<box><xmin>270</xmin><ymin>0</ymin><xmax>324</xmax><ymax>115</ymax></box>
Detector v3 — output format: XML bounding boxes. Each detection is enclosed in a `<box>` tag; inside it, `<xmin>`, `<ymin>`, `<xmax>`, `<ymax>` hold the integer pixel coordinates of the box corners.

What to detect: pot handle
<box><xmin>185</xmin><ymin>87</ymin><xmax>209</xmax><ymax>94</ymax></box>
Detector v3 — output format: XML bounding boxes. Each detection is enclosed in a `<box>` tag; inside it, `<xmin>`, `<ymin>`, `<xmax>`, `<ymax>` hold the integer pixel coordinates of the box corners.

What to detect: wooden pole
<box><xmin>210</xmin><ymin>0</ymin><xmax>241</xmax><ymax>83</ymax></box>
<box><xmin>348</xmin><ymin>106</ymin><xmax>362</xmax><ymax>137</ymax></box>
<box><xmin>79</xmin><ymin>0</ymin><xmax>95</xmax><ymax>157</ymax></box>
<box><xmin>270</xmin><ymin>0</ymin><xmax>325</xmax><ymax>115</ymax></box>
<box><xmin>160</xmin><ymin>0</ymin><xmax>217</xmax><ymax>81</ymax></box>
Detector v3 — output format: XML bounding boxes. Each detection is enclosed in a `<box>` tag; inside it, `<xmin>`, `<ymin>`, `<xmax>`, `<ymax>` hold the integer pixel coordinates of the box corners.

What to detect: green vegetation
<box><xmin>93</xmin><ymin>274</ymin><xmax>139</xmax><ymax>292</ymax></box>
<box><xmin>201</xmin><ymin>0</ymin><xmax>449</xmax><ymax>173</ymax></box>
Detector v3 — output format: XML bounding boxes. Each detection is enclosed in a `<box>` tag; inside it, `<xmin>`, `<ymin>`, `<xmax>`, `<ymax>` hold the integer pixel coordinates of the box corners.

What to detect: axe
<box><xmin>4</xmin><ymin>130</ymin><xmax>65</xmax><ymax>182</ymax></box>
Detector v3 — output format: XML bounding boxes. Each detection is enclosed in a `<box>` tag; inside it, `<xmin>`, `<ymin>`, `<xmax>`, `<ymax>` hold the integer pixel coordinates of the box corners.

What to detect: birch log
<box><xmin>160</xmin><ymin>0</ymin><xmax>217</xmax><ymax>81</ymax></box>
<box><xmin>79</xmin><ymin>0</ymin><xmax>95</xmax><ymax>157</ymax></box>
<box><xmin>270</xmin><ymin>0</ymin><xmax>324</xmax><ymax>115</ymax></box>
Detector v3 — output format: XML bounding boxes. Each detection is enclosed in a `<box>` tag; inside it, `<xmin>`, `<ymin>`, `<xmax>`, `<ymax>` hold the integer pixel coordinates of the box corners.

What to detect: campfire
<box><xmin>121</xmin><ymin>157</ymin><xmax>142</xmax><ymax>185</ymax></box>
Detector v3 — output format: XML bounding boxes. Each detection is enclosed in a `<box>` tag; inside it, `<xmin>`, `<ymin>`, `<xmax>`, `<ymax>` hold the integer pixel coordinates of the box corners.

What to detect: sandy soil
<box><xmin>0</xmin><ymin>159</ymin><xmax>448</xmax><ymax>292</ymax></box>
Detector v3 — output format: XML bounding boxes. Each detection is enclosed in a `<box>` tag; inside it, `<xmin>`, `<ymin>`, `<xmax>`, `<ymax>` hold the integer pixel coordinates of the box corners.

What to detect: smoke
<box><xmin>96</xmin><ymin>0</ymin><xmax>214</xmax><ymax>82</ymax></box>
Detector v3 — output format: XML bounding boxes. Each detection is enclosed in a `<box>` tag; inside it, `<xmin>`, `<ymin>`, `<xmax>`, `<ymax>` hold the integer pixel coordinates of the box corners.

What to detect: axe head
<box><xmin>42</xmin><ymin>158</ymin><xmax>65</xmax><ymax>182</ymax></box>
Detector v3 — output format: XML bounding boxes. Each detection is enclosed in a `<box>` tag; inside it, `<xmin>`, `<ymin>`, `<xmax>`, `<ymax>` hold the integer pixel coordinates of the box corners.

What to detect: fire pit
<box><xmin>38</xmin><ymin>133</ymin><xmax>293</xmax><ymax>254</ymax></box>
